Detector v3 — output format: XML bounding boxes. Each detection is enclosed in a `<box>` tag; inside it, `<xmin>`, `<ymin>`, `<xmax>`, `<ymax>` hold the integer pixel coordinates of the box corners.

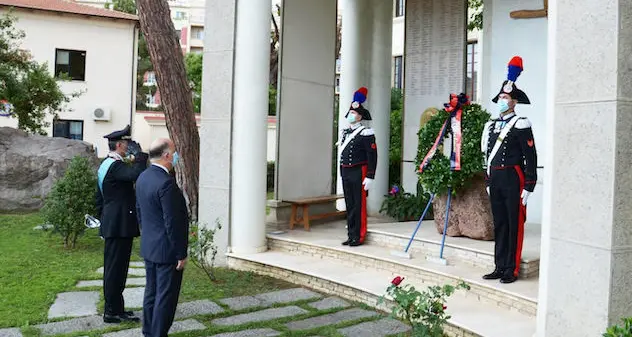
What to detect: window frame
<box><xmin>54</xmin><ymin>48</ymin><xmax>86</xmax><ymax>82</ymax></box>
<box><xmin>393</xmin><ymin>55</ymin><xmax>403</xmax><ymax>89</ymax></box>
<box><xmin>395</xmin><ymin>0</ymin><xmax>405</xmax><ymax>17</ymax></box>
<box><xmin>53</xmin><ymin>119</ymin><xmax>84</xmax><ymax>141</ymax></box>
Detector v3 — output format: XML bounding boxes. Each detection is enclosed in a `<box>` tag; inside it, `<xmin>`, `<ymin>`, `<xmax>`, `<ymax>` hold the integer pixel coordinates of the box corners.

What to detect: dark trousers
<box><xmin>489</xmin><ymin>165</ymin><xmax>526</xmax><ymax>278</ymax></box>
<box><xmin>142</xmin><ymin>260</ymin><xmax>184</xmax><ymax>337</ymax></box>
<box><xmin>341</xmin><ymin>165</ymin><xmax>368</xmax><ymax>243</ymax></box>
<box><xmin>103</xmin><ymin>238</ymin><xmax>133</xmax><ymax>315</ymax></box>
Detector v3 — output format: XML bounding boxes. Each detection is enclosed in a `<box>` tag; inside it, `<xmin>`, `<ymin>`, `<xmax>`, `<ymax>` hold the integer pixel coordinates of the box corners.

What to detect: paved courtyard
<box><xmin>0</xmin><ymin>262</ymin><xmax>411</xmax><ymax>337</ymax></box>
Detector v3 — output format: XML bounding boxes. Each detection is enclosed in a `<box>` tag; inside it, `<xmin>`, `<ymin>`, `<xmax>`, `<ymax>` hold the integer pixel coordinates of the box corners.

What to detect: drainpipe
<box><xmin>129</xmin><ymin>22</ymin><xmax>139</xmax><ymax>131</ymax></box>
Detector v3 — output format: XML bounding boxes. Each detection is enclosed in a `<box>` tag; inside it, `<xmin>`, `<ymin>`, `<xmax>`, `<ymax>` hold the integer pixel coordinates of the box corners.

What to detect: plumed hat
<box><xmin>492</xmin><ymin>56</ymin><xmax>530</xmax><ymax>104</ymax></box>
<box><xmin>345</xmin><ymin>87</ymin><xmax>372</xmax><ymax>121</ymax></box>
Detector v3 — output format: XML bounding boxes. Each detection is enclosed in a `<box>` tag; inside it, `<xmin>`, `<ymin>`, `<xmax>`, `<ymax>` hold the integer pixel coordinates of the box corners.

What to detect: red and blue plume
<box><xmin>353</xmin><ymin>87</ymin><xmax>368</xmax><ymax>104</ymax></box>
<box><xmin>507</xmin><ymin>56</ymin><xmax>523</xmax><ymax>82</ymax></box>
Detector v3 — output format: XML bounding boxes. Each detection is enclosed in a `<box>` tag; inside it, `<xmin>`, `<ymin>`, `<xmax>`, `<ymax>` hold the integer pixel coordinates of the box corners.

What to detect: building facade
<box><xmin>0</xmin><ymin>0</ymin><xmax>139</xmax><ymax>157</ymax></box>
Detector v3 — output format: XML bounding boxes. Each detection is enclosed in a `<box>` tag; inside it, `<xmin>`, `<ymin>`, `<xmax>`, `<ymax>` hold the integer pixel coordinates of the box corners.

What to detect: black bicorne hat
<box><xmin>345</xmin><ymin>87</ymin><xmax>372</xmax><ymax>121</ymax></box>
<box><xmin>491</xmin><ymin>56</ymin><xmax>530</xmax><ymax>105</ymax></box>
<box><xmin>103</xmin><ymin>124</ymin><xmax>132</xmax><ymax>141</ymax></box>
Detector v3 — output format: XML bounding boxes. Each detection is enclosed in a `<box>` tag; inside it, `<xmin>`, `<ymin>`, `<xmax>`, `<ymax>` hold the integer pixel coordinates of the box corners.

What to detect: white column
<box><xmin>230</xmin><ymin>0</ymin><xmax>271</xmax><ymax>254</ymax></box>
<box><xmin>537</xmin><ymin>0</ymin><xmax>632</xmax><ymax>335</ymax></box>
<box><xmin>337</xmin><ymin>0</ymin><xmax>373</xmax><ymax>209</ymax></box>
<box><xmin>367</xmin><ymin>0</ymin><xmax>392</xmax><ymax>215</ymax></box>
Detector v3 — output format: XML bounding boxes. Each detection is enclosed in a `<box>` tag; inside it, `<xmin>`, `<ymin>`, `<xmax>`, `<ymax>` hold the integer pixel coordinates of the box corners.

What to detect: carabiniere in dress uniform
<box><xmin>338</xmin><ymin>86</ymin><xmax>378</xmax><ymax>247</ymax></box>
<box><xmin>481</xmin><ymin>56</ymin><xmax>538</xmax><ymax>284</ymax></box>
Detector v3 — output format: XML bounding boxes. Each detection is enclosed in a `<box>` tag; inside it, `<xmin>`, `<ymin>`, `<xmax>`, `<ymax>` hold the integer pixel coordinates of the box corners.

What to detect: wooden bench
<box><xmin>283</xmin><ymin>194</ymin><xmax>346</xmax><ymax>231</ymax></box>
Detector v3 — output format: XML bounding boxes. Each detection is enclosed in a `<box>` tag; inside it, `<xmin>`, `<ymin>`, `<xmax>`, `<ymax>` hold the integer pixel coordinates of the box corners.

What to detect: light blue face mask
<box><xmin>497</xmin><ymin>99</ymin><xmax>510</xmax><ymax>113</ymax></box>
<box><xmin>346</xmin><ymin>113</ymin><xmax>357</xmax><ymax>124</ymax></box>
<box><xmin>172</xmin><ymin>151</ymin><xmax>179</xmax><ymax>167</ymax></box>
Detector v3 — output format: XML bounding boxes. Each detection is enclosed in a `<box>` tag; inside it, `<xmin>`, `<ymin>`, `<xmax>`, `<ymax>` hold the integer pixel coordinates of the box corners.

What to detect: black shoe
<box><xmin>342</xmin><ymin>239</ymin><xmax>351</xmax><ymax>246</ymax></box>
<box><xmin>119</xmin><ymin>312</ymin><xmax>141</xmax><ymax>323</ymax></box>
<box><xmin>482</xmin><ymin>269</ymin><xmax>504</xmax><ymax>280</ymax></box>
<box><xmin>103</xmin><ymin>314</ymin><xmax>122</xmax><ymax>324</ymax></box>
<box><xmin>349</xmin><ymin>240</ymin><xmax>363</xmax><ymax>247</ymax></box>
<box><xmin>500</xmin><ymin>274</ymin><xmax>518</xmax><ymax>284</ymax></box>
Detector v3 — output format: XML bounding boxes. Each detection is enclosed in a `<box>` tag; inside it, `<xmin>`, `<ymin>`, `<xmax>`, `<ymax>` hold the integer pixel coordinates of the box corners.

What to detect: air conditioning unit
<box><xmin>92</xmin><ymin>107</ymin><xmax>111</xmax><ymax>121</ymax></box>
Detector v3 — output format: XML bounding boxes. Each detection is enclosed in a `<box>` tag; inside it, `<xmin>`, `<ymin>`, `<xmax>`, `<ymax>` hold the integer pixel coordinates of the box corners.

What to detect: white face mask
<box><xmin>497</xmin><ymin>98</ymin><xmax>510</xmax><ymax>113</ymax></box>
<box><xmin>346</xmin><ymin>113</ymin><xmax>357</xmax><ymax>124</ymax></box>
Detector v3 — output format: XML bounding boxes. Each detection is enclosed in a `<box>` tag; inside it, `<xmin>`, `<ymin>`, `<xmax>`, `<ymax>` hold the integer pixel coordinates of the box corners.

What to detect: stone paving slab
<box><xmin>307</xmin><ymin>297</ymin><xmax>351</xmax><ymax>311</ymax></box>
<box><xmin>48</xmin><ymin>291</ymin><xmax>99</xmax><ymax>319</ymax></box>
<box><xmin>96</xmin><ymin>267</ymin><xmax>146</xmax><ymax>277</ymax></box>
<box><xmin>285</xmin><ymin>308</ymin><xmax>379</xmax><ymax>331</ymax></box>
<box><xmin>174</xmin><ymin>300</ymin><xmax>225</xmax><ymax>319</ymax></box>
<box><xmin>338</xmin><ymin>318</ymin><xmax>411</xmax><ymax>337</ymax></box>
<box><xmin>219</xmin><ymin>288</ymin><xmax>321</xmax><ymax>310</ymax></box>
<box><xmin>209</xmin><ymin>328</ymin><xmax>281</xmax><ymax>337</ymax></box>
<box><xmin>0</xmin><ymin>328</ymin><xmax>23</xmax><ymax>337</ymax></box>
<box><xmin>102</xmin><ymin>319</ymin><xmax>205</xmax><ymax>337</ymax></box>
<box><xmin>76</xmin><ymin>278</ymin><xmax>146</xmax><ymax>288</ymax></box>
<box><xmin>129</xmin><ymin>261</ymin><xmax>145</xmax><ymax>268</ymax></box>
<box><xmin>35</xmin><ymin>315</ymin><xmax>117</xmax><ymax>336</ymax></box>
<box><xmin>123</xmin><ymin>287</ymin><xmax>145</xmax><ymax>308</ymax></box>
<box><xmin>212</xmin><ymin>306</ymin><xmax>308</xmax><ymax>326</ymax></box>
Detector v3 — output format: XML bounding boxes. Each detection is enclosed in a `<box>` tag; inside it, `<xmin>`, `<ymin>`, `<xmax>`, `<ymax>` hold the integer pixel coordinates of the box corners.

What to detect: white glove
<box><xmin>486</xmin><ymin>187</ymin><xmax>490</xmax><ymax>195</ymax></box>
<box><xmin>362</xmin><ymin>178</ymin><xmax>373</xmax><ymax>191</ymax></box>
<box><xmin>521</xmin><ymin>190</ymin><xmax>531</xmax><ymax>206</ymax></box>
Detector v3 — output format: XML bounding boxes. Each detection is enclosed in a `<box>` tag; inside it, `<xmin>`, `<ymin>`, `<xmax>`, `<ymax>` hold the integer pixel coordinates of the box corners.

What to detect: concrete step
<box><xmin>366</xmin><ymin>221</ymin><xmax>540</xmax><ymax>279</ymax></box>
<box><xmin>227</xmin><ymin>249</ymin><xmax>536</xmax><ymax>337</ymax></box>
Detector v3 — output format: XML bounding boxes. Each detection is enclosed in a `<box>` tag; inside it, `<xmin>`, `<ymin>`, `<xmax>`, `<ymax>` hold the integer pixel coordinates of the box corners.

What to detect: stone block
<box><xmin>220</xmin><ymin>288</ymin><xmax>321</xmax><ymax>310</ymax></box>
<box><xmin>101</xmin><ymin>319</ymin><xmax>205</xmax><ymax>337</ymax></box>
<box><xmin>338</xmin><ymin>318</ymin><xmax>411</xmax><ymax>337</ymax></box>
<box><xmin>285</xmin><ymin>308</ymin><xmax>379</xmax><ymax>331</ymax></box>
<box><xmin>308</xmin><ymin>297</ymin><xmax>351</xmax><ymax>310</ymax></box>
<box><xmin>174</xmin><ymin>300</ymin><xmax>224</xmax><ymax>319</ymax></box>
<box><xmin>0</xmin><ymin>328</ymin><xmax>22</xmax><ymax>337</ymax></box>
<box><xmin>36</xmin><ymin>316</ymin><xmax>116</xmax><ymax>336</ymax></box>
<box><xmin>48</xmin><ymin>291</ymin><xmax>99</xmax><ymax>319</ymax></box>
<box><xmin>209</xmin><ymin>329</ymin><xmax>281</xmax><ymax>337</ymax></box>
<box><xmin>129</xmin><ymin>261</ymin><xmax>145</xmax><ymax>268</ymax></box>
<box><xmin>432</xmin><ymin>174</ymin><xmax>493</xmax><ymax>240</ymax></box>
<box><xmin>212</xmin><ymin>306</ymin><xmax>308</xmax><ymax>326</ymax></box>
<box><xmin>76</xmin><ymin>278</ymin><xmax>146</xmax><ymax>288</ymax></box>
<box><xmin>96</xmin><ymin>267</ymin><xmax>145</xmax><ymax>277</ymax></box>
<box><xmin>123</xmin><ymin>287</ymin><xmax>145</xmax><ymax>308</ymax></box>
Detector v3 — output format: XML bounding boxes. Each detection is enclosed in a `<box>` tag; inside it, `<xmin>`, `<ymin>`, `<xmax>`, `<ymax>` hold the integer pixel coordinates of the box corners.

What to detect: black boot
<box><xmin>341</xmin><ymin>239</ymin><xmax>351</xmax><ymax>246</ymax></box>
<box><xmin>482</xmin><ymin>269</ymin><xmax>504</xmax><ymax>280</ymax></box>
<box><xmin>349</xmin><ymin>240</ymin><xmax>363</xmax><ymax>247</ymax></box>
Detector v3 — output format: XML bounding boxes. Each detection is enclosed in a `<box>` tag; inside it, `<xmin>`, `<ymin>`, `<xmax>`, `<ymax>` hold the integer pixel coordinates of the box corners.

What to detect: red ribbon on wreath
<box><xmin>418</xmin><ymin>93</ymin><xmax>470</xmax><ymax>173</ymax></box>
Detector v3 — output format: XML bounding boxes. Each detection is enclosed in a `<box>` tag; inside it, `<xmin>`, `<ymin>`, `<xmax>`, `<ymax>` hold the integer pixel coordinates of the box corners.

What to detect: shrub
<box><xmin>380</xmin><ymin>183</ymin><xmax>432</xmax><ymax>222</ymax></box>
<box><xmin>389</xmin><ymin>88</ymin><xmax>403</xmax><ymax>186</ymax></box>
<box><xmin>41</xmin><ymin>155</ymin><xmax>97</xmax><ymax>249</ymax></box>
<box><xmin>379</xmin><ymin>276</ymin><xmax>470</xmax><ymax>337</ymax></box>
<box><xmin>415</xmin><ymin>103</ymin><xmax>490</xmax><ymax>196</ymax></box>
<box><xmin>604</xmin><ymin>317</ymin><xmax>632</xmax><ymax>337</ymax></box>
<box><xmin>189</xmin><ymin>218</ymin><xmax>222</xmax><ymax>282</ymax></box>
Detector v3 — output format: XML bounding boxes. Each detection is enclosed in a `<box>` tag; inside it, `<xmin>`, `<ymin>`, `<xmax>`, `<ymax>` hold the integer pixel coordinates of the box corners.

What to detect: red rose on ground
<box><xmin>391</xmin><ymin>276</ymin><xmax>404</xmax><ymax>286</ymax></box>
<box><xmin>443</xmin><ymin>305</ymin><xmax>447</xmax><ymax>310</ymax></box>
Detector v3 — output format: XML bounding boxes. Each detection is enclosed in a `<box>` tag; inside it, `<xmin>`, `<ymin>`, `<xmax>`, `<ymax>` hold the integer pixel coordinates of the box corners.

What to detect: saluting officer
<box><xmin>481</xmin><ymin>56</ymin><xmax>537</xmax><ymax>284</ymax></box>
<box><xmin>338</xmin><ymin>87</ymin><xmax>378</xmax><ymax>247</ymax></box>
<box><xmin>95</xmin><ymin>125</ymin><xmax>149</xmax><ymax>323</ymax></box>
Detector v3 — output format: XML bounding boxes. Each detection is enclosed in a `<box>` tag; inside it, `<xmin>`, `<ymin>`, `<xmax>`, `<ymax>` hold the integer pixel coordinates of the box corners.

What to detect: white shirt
<box><xmin>152</xmin><ymin>163</ymin><xmax>169</xmax><ymax>174</ymax></box>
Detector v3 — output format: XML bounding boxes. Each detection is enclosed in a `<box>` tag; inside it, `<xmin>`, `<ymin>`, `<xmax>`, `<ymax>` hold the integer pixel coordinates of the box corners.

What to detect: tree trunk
<box><xmin>135</xmin><ymin>0</ymin><xmax>200</xmax><ymax>220</ymax></box>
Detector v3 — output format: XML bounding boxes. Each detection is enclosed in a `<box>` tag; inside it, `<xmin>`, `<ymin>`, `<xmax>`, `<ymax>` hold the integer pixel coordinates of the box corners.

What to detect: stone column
<box><xmin>536</xmin><ymin>0</ymin><xmax>632</xmax><ymax>335</ymax></box>
<box><xmin>367</xmin><ymin>0</ymin><xmax>393</xmax><ymax>215</ymax></box>
<box><xmin>230</xmin><ymin>0</ymin><xmax>271</xmax><ymax>254</ymax></box>
<box><xmin>199</xmin><ymin>0</ymin><xmax>270</xmax><ymax>259</ymax></box>
<box><xmin>336</xmin><ymin>0</ymin><xmax>373</xmax><ymax>210</ymax></box>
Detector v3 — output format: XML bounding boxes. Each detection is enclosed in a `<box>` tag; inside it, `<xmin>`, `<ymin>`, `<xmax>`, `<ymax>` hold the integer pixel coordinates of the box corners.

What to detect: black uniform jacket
<box><xmin>339</xmin><ymin>125</ymin><xmax>378</xmax><ymax>179</ymax></box>
<box><xmin>96</xmin><ymin>153</ymin><xmax>149</xmax><ymax>238</ymax></box>
<box><xmin>482</xmin><ymin>114</ymin><xmax>537</xmax><ymax>192</ymax></box>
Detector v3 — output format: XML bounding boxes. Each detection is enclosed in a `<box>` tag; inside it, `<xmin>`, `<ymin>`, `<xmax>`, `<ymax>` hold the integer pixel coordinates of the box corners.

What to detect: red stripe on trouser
<box><xmin>513</xmin><ymin>165</ymin><xmax>526</xmax><ymax>278</ymax></box>
<box><xmin>360</xmin><ymin>165</ymin><xmax>368</xmax><ymax>243</ymax></box>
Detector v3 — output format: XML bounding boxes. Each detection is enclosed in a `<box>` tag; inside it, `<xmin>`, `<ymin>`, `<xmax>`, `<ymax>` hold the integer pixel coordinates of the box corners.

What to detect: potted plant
<box><xmin>380</xmin><ymin>183</ymin><xmax>433</xmax><ymax>222</ymax></box>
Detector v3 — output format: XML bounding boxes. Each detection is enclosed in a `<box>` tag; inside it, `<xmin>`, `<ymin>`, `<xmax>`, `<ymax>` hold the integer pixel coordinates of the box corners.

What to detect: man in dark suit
<box><xmin>135</xmin><ymin>138</ymin><xmax>189</xmax><ymax>337</ymax></box>
<box><xmin>96</xmin><ymin>125</ymin><xmax>148</xmax><ymax>323</ymax></box>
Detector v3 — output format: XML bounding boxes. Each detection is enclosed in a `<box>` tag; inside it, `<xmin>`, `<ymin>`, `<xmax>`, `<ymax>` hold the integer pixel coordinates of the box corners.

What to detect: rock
<box><xmin>0</xmin><ymin>127</ymin><xmax>98</xmax><ymax>212</ymax></box>
<box><xmin>432</xmin><ymin>174</ymin><xmax>494</xmax><ymax>240</ymax></box>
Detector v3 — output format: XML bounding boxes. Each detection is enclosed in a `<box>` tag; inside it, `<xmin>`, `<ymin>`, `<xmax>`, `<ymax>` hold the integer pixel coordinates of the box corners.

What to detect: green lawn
<box><xmin>0</xmin><ymin>213</ymin><xmax>292</xmax><ymax>329</ymax></box>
